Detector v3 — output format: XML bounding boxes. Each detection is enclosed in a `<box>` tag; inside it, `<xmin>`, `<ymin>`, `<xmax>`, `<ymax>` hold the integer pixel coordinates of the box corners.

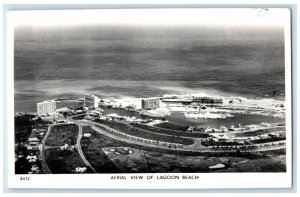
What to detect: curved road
<box><xmin>76</xmin><ymin>123</ymin><xmax>96</xmax><ymax>172</ymax></box>
<box><xmin>119</xmin><ymin>120</ymin><xmax>199</xmax><ymax>147</ymax></box>
<box><xmin>41</xmin><ymin>117</ymin><xmax>286</xmax><ymax>174</ymax></box>
<box><xmin>41</xmin><ymin>122</ymin><xmax>96</xmax><ymax>174</ymax></box>
<box><xmin>74</xmin><ymin>119</ymin><xmax>286</xmax><ymax>153</ymax></box>
<box><xmin>40</xmin><ymin>125</ymin><xmax>53</xmax><ymax>174</ymax></box>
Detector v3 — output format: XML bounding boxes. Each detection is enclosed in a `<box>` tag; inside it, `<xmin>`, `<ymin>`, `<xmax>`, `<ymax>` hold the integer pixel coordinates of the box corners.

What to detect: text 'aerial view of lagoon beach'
<box><xmin>14</xmin><ymin>9</ymin><xmax>288</xmax><ymax>175</ymax></box>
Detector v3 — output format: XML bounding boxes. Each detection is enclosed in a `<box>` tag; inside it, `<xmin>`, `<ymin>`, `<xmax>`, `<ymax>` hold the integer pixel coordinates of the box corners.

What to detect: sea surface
<box><xmin>14</xmin><ymin>25</ymin><xmax>285</xmax><ymax>113</ymax></box>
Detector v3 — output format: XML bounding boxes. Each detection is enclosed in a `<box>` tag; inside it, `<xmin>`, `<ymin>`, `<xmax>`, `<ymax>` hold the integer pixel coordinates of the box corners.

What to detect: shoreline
<box><xmin>16</xmin><ymin>93</ymin><xmax>286</xmax><ymax>119</ymax></box>
<box><xmin>14</xmin><ymin>90</ymin><xmax>285</xmax><ymax>114</ymax></box>
<box><xmin>100</xmin><ymin>94</ymin><xmax>285</xmax><ymax>121</ymax></box>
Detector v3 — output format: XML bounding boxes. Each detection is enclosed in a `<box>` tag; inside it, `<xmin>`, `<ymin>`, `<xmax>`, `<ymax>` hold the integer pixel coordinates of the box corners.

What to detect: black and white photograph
<box><xmin>7</xmin><ymin>7</ymin><xmax>293</xmax><ymax>189</ymax></box>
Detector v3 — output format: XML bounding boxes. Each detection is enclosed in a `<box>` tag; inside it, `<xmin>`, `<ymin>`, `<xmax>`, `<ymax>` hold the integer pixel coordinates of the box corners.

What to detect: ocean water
<box><xmin>14</xmin><ymin>25</ymin><xmax>285</xmax><ymax>113</ymax></box>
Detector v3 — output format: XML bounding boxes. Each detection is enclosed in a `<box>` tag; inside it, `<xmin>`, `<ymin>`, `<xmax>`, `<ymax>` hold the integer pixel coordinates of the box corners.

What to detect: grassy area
<box><xmin>82</xmin><ymin>126</ymin><xmax>268</xmax><ymax>157</ymax></box>
<box><xmin>102</xmin><ymin>147</ymin><xmax>150</xmax><ymax>173</ymax></box>
<box><xmin>234</xmin><ymin>156</ymin><xmax>286</xmax><ymax>172</ymax></box>
<box><xmin>155</xmin><ymin>122</ymin><xmax>188</xmax><ymax>131</ymax></box>
<box><xmin>81</xmin><ymin>126</ymin><xmax>122</xmax><ymax>173</ymax></box>
<box><xmin>94</xmin><ymin>119</ymin><xmax>195</xmax><ymax>145</ymax></box>
<box><xmin>45</xmin><ymin>124</ymin><xmax>79</xmax><ymax>146</ymax></box>
<box><xmin>81</xmin><ymin>126</ymin><xmax>214</xmax><ymax>173</ymax></box>
<box><xmin>81</xmin><ymin>126</ymin><xmax>286</xmax><ymax>173</ymax></box>
<box><xmin>250</xmin><ymin>137</ymin><xmax>286</xmax><ymax>144</ymax></box>
<box><xmin>72</xmin><ymin>114</ymin><xmax>87</xmax><ymax>120</ymax></box>
<box><xmin>201</xmin><ymin>140</ymin><xmax>242</xmax><ymax>147</ymax></box>
<box><xmin>262</xmin><ymin>149</ymin><xmax>286</xmax><ymax>156</ymax></box>
<box><xmin>234</xmin><ymin>130</ymin><xmax>271</xmax><ymax>137</ymax></box>
<box><xmin>81</xmin><ymin>126</ymin><xmax>213</xmax><ymax>173</ymax></box>
<box><xmin>144</xmin><ymin>152</ymin><xmax>213</xmax><ymax>173</ymax></box>
<box><xmin>44</xmin><ymin>148</ymin><xmax>93</xmax><ymax>174</ymax></box>
<box><xmin>131</xmin><ymin>123</ymin><xmax>210</xmax><ymax>138</ymax></box>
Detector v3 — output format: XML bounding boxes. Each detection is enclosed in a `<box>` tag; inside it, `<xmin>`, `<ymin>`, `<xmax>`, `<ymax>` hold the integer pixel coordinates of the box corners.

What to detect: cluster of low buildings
<box><xmin>60</xmin><ymin>143</ymin><xmax>77</xmax><ymax>151</ymax></box>
<box><xmin>16</xmin><ymin>127</ymin><xmax>46</xmax><ymax>174</ymax></box>
<box><xmin>195</xmin><ymin>122</ymin><xmax>284</xmax><ymax>147</ymax></box>
<box><xmin>27</xmin><ymin>137</ymin><xmax>40</xmax><ymax>150</ymax></box>
<box><xmin>24</xmin><ymin>154</ymin><xmax>41</xmax><ymax>173</ymax></box>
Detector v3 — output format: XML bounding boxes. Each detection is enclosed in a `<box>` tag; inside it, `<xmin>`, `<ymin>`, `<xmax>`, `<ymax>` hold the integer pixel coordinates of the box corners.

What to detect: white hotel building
<box><xmin>37</xmin><ymin>100</ymin><xmax>57</xmax><ymax>116</ymax></box>
<box><xmin>84</xmin><ymin>95</ymin><xmax>99</xmax><ymax>109</ymax></box>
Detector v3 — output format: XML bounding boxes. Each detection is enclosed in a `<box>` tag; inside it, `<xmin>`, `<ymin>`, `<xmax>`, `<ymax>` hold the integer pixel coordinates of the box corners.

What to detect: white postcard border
<box><xmin>6</xmin><ymin>8</ymin><xmax>293</xmax><ymax>189</ymax></box>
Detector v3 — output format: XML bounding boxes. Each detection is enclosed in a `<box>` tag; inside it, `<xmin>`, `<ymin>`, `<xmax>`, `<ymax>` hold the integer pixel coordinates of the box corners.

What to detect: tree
<box><xmin>15</xmin><ymin>115</ymin><xmax>34</xmax><ymax>143</ymax></box>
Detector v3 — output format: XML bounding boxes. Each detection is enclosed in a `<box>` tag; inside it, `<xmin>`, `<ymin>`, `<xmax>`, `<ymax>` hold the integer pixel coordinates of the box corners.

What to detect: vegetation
<box><xmin>234</xmin><ymin>157</ymin><xmax>286</xmax><ymax>172</ymax></box>
<box><xmin>15</xmin><ymin>114</ymin><xmax>38</xmax><ymax>143</ymax></box>
<box><xmin>234</xmin><ymin>129</ymin><xmax>270</xmax><ymax>137</ymax></box>
<box><xmin>94</xmin><ymin>119</ymin><xmax>195</xmax><ymax>145</ymax></box>
<box><xmin>250</xmin><ymin>137</ymin><xmax>286</xmax><ymax>144</ymax></box>
<box><xmin>45</xmin><ymin>124</ymin><xmax>79</xmax><ymax>146</ymax></box>
<box><xmin>201</xmin><ymin>140</ymin><xmax>242</xmax><ymax>147</ymax></box>
<box><xmin>72</xmin><ymin>114</ymin><xmax>86</xmax><ymax>120</ymax></box>
<box><xmin>15</xmin><ymin>157</ymin><xmax>32</xmax><ymax>174</ymax></box>
<box><xmin>81</xmin><ymin>126</ymin><xmax>207</xmax><ymax>173</ymax></box>
<box><xmin>15</xmin><ymin>114</ymin><xmax>49</xmax><ymax>174</ymax></box>
<box><xmin>131</xmin><ymin>123</ymin><xmax>210</xmax><ymax>138</ymax></box>
<box><xmin>15</xmin><ymin>114</ymin><xmax>52</xmax><ymax>143</ymax></box>
<box><xmin>262</xmin><ymin>149</ymin><xmax>286</xmax><ymax>156</ymax></box>
<box><xmin>82</xmin><ymin>126</ymin><xmax>265</xmax><ymax>157</ymax></box>
<box><xmin>81</xmin><ymin>126</ymin><xmax>122</xmax><ymax>173</ymax></box>
<box><xmin>81</xmin><ymin>126</ymin><xmax>284</xmax><ymax>173</ymax></box>
<box><xmin>44</xmin><ymin>148</ymin><xmax>93</xmax><ymax>173</ymax></box>
<box><xmin>155</xmin><ymin>122</ymin><xmax>188</xmax><ymax>131</ymax></box>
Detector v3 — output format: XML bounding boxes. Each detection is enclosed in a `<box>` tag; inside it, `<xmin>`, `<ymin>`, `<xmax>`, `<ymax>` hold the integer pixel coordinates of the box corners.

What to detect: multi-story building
<box><xmin>37</xmin><ymin>100</ymin><xmax>57</xmax><ymax>116</ymax></box>
<box><xmin>141</xmin><ymin>98</ymin><xmax>160</xmax><ymax>110</ymax></box>
<box><xmin>84</xmin><ymin>95</ymin><xmax>99</xmax><ymax>109</ymax></box>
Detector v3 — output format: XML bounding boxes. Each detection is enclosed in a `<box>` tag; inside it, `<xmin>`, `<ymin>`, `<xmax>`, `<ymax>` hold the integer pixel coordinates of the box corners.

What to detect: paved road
<box><xmin>41</xmin><ymin>122</ymin><xmax>96</xmax><ymax>173</ymax></box>
<box><xmin>121</xmin><ymin>120</ymin><xmax>286</xmax><ymax>150</ymax></box>
<box><xmin>74</xmin><ymin>119</ymin><xmax>286</xmax><ymax>153</ymax></box>
<box><xmin>75</xmin><ymin>123</ymin><xmax>96</xmax><ymax>172</ymax></box>
<box><xmin>40</xmin><ymin>125</ymin><xmax>53</xmax><ymax>174</ymax></box>
<box><xmin>119</xmin><ymin>120</ymin><xmax>198</xmax><ymax>146</ymax></box>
